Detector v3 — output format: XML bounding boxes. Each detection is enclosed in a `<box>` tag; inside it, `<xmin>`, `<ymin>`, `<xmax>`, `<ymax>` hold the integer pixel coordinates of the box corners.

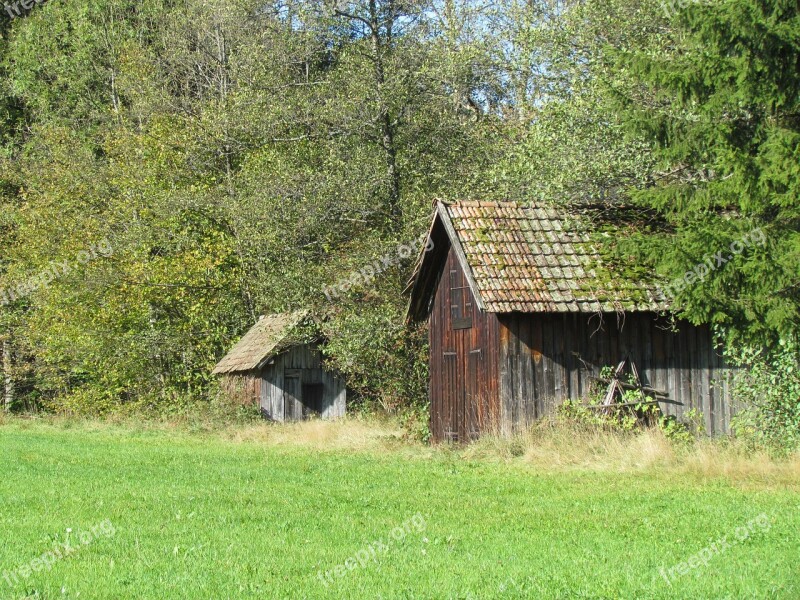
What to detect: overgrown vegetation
<box><xmin>730</xmin><ymin>338</ymin><xmax>800</xmax><ymax>455</ymax></box>
<box><xmin>0</xmin><ymin>0</ymin><xmax>796</xmax><ymax>443</ymax></box>
<box><xmin>559</xmin><ymin>350</ymin><xmax>799</xmax><ymax>455</ymax></box>
<box><xmin>557</xmin><ymin>365</ymin><xmax>704</xmax><ymax>446</ymax></box>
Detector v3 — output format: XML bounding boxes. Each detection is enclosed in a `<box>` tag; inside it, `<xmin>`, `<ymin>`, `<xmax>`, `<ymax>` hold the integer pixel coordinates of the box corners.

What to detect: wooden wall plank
<box><xmin>487</xmin><ymin>314</ymin><xmax>501</xmax><ymax>432</ymax></box>
<box><xmin>650</xmin><ymin>319</ymin><xmax>665</xmax><ymax>415</ymax></box>
<box><xmin>640</xmin><ymin>314</ymin><xmax>653</xmax><ymax>390</ymax></box>
<box><xmin>552</xmin><ymin>315</ymin><xmax>565</xmax><ymax>404</ymax></box>
<box><xmin>559</xmin><ymin>314</ymin><xmax>571</xmax><ymax>403</ymax></box>
<box><xmin>680</xmin><ymin>325</ymin><xmax>693</xmax><ymax>415</ymax></box>
<box><xmin>519</xmin><ymin>317</ymin><xmax>535</xmax><ymax>427</ymax></box>
<box><xmin>530</xmin><ymin>315</ymin><xmax>544</xmax><ymax>418</ymax></box>
<box><xmin>499</xmin><ymin>318</ymin><xmax>513</xmax><ymax>436</ymax></box>
<box><xmin>697</xmin><ymin>327</ymin><xmax>712</xmax><ymax>433</ymax></box>
<box><xmin>595</xmin><ymin>315</ymin><xmax>610</xmax><ymax>389</ymax></box>
<box><xmin>567</xmin><ymin>314</ymin><xmax>580</xmax><ymax>401</ymax></box>
<box><xmin>542</xmin><ymin>316</ymin><xmax>556</xmax><ymax>414</ymax></box>
<box><xmin>509</xmin><ymin>315</ymin><xmax>522</xmax><ymax>429</ymax></box>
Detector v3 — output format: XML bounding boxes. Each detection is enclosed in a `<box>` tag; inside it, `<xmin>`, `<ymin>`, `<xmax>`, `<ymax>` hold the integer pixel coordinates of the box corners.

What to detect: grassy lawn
<box><xmin>0</xmin><ymin>420</ymin><xmax>797</xmax><ymax>599</ymax></box>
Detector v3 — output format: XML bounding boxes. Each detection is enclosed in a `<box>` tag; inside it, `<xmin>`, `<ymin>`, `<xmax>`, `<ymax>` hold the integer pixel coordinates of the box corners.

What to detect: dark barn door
<box><xmin>284</xmin><ymin>370</ymin><xmax>302</xmax><ymax>421</ymax></box>
<box><xmin>302</xmin><ymin>382</ymin><xmax>324</xmax><ymax>417</ymax></box>
<box><xmin>441</xmin><ymin>348</ymin><xmax>485</xmax><ymax>442</ymax></box>
<box><xmin>441</xmin><ymin>351</ymin><xmax>459</xmax><ymax>441</ymax></box>
<box><xmin>283</xmin><ymin>368</ymin><xmax>327</xmax><ymax>420</ymax></box>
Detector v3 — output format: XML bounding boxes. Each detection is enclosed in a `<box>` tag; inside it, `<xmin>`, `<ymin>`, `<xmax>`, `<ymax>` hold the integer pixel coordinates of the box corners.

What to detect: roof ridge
<box><xmin>441</xmin><ymin>199</ymin><xmax>523</xmax><ymax>209</ymax></box>
<box><xmin>439</xmin><ymin>199</ymin><xmax>568</xmax><ymax>212</ymax></box>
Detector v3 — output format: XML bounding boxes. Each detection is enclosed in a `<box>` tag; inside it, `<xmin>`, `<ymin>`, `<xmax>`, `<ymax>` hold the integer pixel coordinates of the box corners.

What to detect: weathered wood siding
<box><xmin>429</xmin><ymin>247</ymin><xmax>500</xmax><ymax>442</ymax></box>
<box><xmin>260</xmin><ymin>343</ymin><xmax>346</xmax><ymax>422</ymax></box>
<box><xmin>498</xmin><ymin>313</ymin><xmax>737</xmax><ymax>435</ymax></box>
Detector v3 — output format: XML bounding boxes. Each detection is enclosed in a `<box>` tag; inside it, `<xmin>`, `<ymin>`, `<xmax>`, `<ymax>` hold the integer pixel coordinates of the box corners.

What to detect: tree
<box><xmin>0</xmin><ymin>0</ymin><xmax>513</xmax><ymax>413</ymax></box>
<box><xmin>612</xmin><ymin>0</ymin><xmax>800</xmax><ymax>343</ymax></box>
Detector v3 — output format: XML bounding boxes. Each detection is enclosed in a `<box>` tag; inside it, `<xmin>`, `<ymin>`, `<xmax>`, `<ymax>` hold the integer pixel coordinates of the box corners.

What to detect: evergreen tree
<box><xmin>614</xmin><ymin>0</ymin><xmax>800</xmax><ymax>343</ymax></box>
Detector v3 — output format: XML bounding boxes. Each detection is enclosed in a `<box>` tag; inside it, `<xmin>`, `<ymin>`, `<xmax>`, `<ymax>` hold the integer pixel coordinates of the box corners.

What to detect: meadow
<box><xmin>0</xmin><ymin>418</ymin><xmax>798</xmax><ymax>599</ymax></box>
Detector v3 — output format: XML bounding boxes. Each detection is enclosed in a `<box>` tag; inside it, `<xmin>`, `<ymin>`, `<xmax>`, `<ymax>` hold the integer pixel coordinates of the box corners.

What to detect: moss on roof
<box><xmin>420</xmin><ymin>200</ymin><xmax>669</xmax><ymax>314</ymax></box>
<box><xmin>212</xmin><ymin>310</ymin><xmax>310</xmax><ymax>375</ymax></box>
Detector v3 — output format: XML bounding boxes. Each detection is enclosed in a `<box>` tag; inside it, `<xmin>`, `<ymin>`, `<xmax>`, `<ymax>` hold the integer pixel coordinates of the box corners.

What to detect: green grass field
<box><xmin>0</xmin><ymin>420</ymin><xmax>798</xmax><ymax>599</ymax></box>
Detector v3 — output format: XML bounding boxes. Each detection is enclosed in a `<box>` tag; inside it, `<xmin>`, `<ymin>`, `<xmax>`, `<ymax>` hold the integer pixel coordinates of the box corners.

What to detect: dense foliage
<box><xmin>612</xmin><ymin>0</ymin><xmax>800</xmax><ymax>343</ymax></box>
<box><xmin>0</xmin><ymin>0</ymin><xmax>510</xmax><ymax>412</ymax></box>
<box><xmin>730</xmin><ymin>338</ymin><xmax>800</xmax><ymax>454</ymax></box>
<box><xmin>0</xmin><ymin>0</ymin><xmax>796</xmax><ymax>433</ymax></box>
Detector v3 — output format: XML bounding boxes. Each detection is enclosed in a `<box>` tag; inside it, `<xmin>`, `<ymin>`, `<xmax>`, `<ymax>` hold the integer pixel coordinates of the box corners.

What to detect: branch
<box><xmin>334</xmin><ymin>9</ymin><xmax>377</xmax><ymax>34</ymax></box>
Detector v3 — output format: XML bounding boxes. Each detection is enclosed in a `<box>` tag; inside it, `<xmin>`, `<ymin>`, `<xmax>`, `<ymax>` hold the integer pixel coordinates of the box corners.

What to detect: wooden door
<box><xmin>284</xmin><ymin>370</ymin><xmax>302</xmax><ymax>421</ymax></box>
<box><xmin>442</xmin><ymin>351</ymin><xmax>459</xmax><ymax>442</ymax></box>
<box><xmin>466</xmin><ymin>347</ymin><xmax>485</xmax><ymax>440</ymax></box>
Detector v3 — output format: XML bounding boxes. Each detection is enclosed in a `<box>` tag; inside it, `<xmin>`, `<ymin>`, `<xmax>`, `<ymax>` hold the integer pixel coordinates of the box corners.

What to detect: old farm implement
<box><xmin>588</xmin><ymin>357</ymin><xmax>682</xmax><ymax>427</ymax></box>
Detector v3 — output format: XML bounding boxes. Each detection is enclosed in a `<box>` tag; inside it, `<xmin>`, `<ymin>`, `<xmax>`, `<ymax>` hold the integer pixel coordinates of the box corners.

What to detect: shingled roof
<box><xmin>406</xmin><ymin>200</ymin><xmax>669</xmax><ymax>321</ymax></box>
<box><xmin>212</xmin><ymin>310</ymin><xmax>310</xmax><ymax>375</ymax></box>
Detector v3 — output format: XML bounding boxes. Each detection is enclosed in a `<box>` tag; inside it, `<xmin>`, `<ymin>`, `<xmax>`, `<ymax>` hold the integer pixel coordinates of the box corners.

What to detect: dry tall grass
<box><xmin>222</xmin><ymin>416</ymin><xmax>414</xmax><ymax>452</ymax></box>
<box><xmin>462</xmin><ymin>421</ymin><xmax>800</xmax><ymax>487</ymax></box>
<box><xmin>3</xmin><ymin>413</ymin><xmax>798</xmax><ymax>487</ymax></box>
<box><xmin>219</xmin><ymin>417</ymin><xmax>799</xmax><ymax>487</ymax></box>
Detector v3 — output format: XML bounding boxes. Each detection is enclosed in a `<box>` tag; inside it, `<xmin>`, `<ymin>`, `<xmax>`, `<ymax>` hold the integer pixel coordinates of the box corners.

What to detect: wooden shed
<box><xmin>406</xmin><ymin>200</ymin><xmax>737</xmax><ymax>443</ymax></box>
<box><xmin>212</xmin><ymin>311</ymin><xmax>346</xmax><ymax>421</ymax></box>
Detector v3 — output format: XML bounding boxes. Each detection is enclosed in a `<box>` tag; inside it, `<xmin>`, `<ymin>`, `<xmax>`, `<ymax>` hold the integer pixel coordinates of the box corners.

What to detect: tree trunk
<box><xmin>2</xmin><ymin>336</ymin><xmax>13</xmax><ymax>412</ymax></box>
<box><xmin>368</xmin><ymin>0</ymin><xmax>401</xmax><ymax>228</ymax></box>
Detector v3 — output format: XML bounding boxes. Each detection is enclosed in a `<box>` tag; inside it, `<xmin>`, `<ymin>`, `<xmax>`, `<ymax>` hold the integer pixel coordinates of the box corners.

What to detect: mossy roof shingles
<box><xmin>212</xmin><ymin>310</ymin><xmax>309</xmax><ymax>375</ymax></box>
<box><xmin>442</xmin><ymin>200</ymin><xmax>668</xmax><ymax>313</ymax></box>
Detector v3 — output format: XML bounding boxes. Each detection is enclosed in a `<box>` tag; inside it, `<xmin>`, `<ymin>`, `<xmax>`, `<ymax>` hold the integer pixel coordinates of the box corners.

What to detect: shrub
<box><xmin>558</xmin><ymin>370</ymin><xmax>700</xmax><ymax>444</ymax></box>
<box><xmin>729</xmin><ymin>338</ymin><xmax>800</xmax><ymax>455</ymax></box>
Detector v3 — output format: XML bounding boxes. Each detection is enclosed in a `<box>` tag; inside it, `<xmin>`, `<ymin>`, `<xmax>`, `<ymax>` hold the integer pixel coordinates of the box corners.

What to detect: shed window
<box><xmin>449</xmin><ymin>269</ymin><xmax>473</xmax><ymax>330</ymax></box>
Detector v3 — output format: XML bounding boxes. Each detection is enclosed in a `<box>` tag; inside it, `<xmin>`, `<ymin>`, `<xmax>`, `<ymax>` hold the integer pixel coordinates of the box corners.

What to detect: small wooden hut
<box><xmin>406</xmin><ymin>200</ymin><xmax>737</xmax><ymax>442</ymax></box>
<box><xmin>212</xmin><ymin>311</ymin><xmax>346</xmax><ymax>421</ymax></box>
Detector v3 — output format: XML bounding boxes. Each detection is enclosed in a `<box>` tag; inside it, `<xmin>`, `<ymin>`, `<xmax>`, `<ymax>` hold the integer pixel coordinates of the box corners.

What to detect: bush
<box><xmin>397</xmin><ymin>402</ymin><xmax>431</xmax><ymax>443</ymax></box>
<box><xmin>321</xmin><ymin>303</ymin><xmax>429</xmax><ymax>414</ymax></box>
<box><xmin>729</xmin><ymin>338</ymin><xmax>800</xmax><ymax>455</ymax></box>
<box><xmin>557</xmin><ymin>370</ymin><xmax>700</xmax><ymax>445</ymax></box>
